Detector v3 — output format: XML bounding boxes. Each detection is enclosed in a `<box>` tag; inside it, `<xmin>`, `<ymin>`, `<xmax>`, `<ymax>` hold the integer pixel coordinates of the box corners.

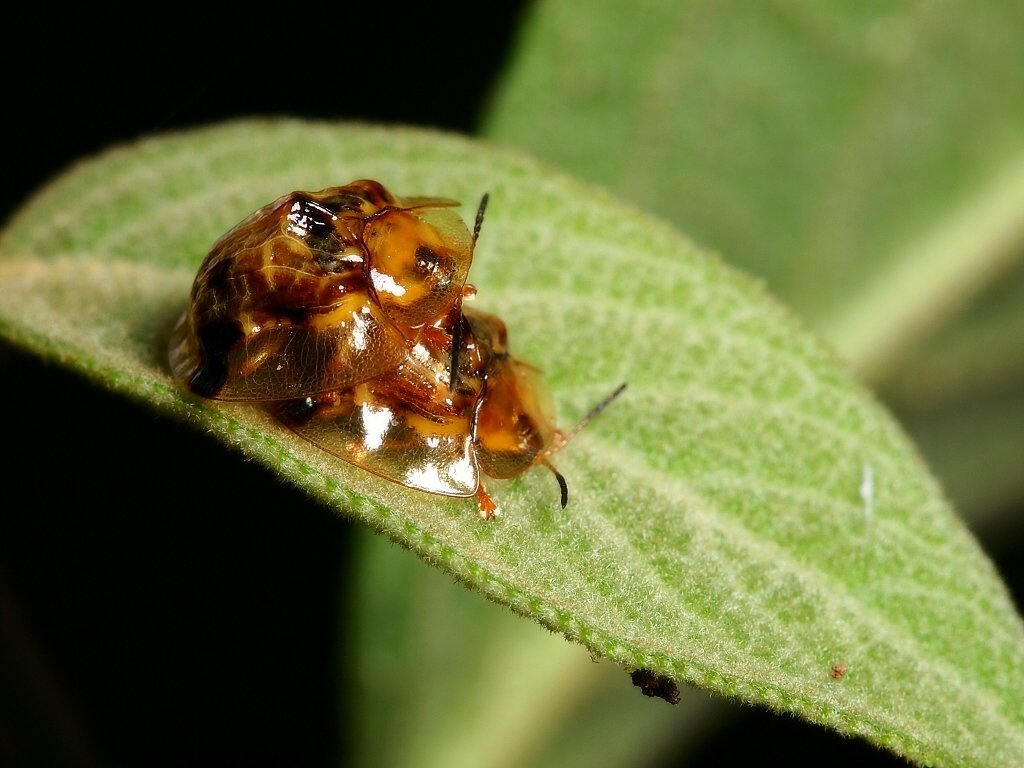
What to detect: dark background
<box><xmin>1</xmin><ymin>8</ymin><xmax>1010</xmax><ymax>767</ymax></box>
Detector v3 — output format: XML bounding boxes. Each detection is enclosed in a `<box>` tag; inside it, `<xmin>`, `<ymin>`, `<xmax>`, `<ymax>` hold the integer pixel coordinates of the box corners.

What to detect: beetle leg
<box><xmin>475</xmin><ymin>483</ymin><xmax>500</xmax><ymax>521</ymax></box>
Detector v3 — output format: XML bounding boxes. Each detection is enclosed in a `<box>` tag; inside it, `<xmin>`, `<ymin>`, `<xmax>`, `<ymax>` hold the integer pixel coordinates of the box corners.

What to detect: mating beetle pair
<box><xmin>170</xmin><ymin>180</ymin><xmax>622</xmax><ymax>519</ymax></box>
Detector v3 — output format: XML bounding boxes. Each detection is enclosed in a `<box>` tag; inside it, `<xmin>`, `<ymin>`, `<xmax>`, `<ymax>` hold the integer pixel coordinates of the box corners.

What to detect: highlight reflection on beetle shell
<box><xmin>170</xmin><ymin>179</ymin><xmax>564</xmax><ymax>516</ymax></box>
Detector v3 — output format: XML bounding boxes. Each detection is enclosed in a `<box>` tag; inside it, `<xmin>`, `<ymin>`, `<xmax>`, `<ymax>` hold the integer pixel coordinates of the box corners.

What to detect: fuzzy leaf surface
<box><xmin>482</xmin><ymin>1</ymin><xmax>1024</xmax><ymax>529</ymax></box>
<box><xmin>1</xmin><ymin>119</ymin><xmax>1022</xmax><ymax>767</ymax></box>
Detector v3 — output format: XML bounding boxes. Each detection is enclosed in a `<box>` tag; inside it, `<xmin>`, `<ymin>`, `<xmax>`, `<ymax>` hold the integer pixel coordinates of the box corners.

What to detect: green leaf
<box><xmin>482</xmin><ymin>0</ymin><xmax>1024</xmax><ymax>370</ymax></box>
<box><xmin>481</xmin><ymin>0</ymin><xmax>1024</xmax><ymax>527</ymax></box>
<box><xmin>346</xmin><ymin>526</ymin><xmax>726</xmax><ymax>768</ymax></box>
<box><xmin>1</xmin><ymin>119</ymin><xmax>1022</xmax><ymax>767</ymax></box>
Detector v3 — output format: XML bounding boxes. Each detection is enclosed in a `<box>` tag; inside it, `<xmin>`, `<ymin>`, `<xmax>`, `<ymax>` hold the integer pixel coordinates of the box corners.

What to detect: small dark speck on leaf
<box><xmin>630</xmin><ymin>669</ymin><xmax>680</xmax><ymax>704</ymax></box>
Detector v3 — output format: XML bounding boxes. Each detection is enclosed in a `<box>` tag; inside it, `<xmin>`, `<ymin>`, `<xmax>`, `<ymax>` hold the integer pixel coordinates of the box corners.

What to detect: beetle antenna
<box><xmin>562</xmin><ymin>382</ymin><xmax>628</xmax><ymax>445</ymax></box>
<box><xmin>450</xmin><ymin>193</ymin><xmax>488</xmax><ymax>394</ymax></box>
<box><xmin>449</xmin><ymin>312</ymin><xmax>463</xmax><ymax>393</ymax></box>
<box><xmin>557</xmin><ymin>468</ymin><xmax>573</xmax><ymax>512</ymax></box>
<box><xmin>537</xmin><ymin>384</ymin><xmax>625</xmax><ymax>507</ymax></box>
<box><xmin>539</xmin><ymin>457</ymin><xmax>569</xmax><ymax>508</ymax></box>
<box><xmin>473</xmin><ymin>193</ymin><xmax>489</xmax><ymax>246</ymax></box>
<box><xmin>554</xmin><ymin>468</ymin><xmax>568</xmax><ymax>508</ymax></box>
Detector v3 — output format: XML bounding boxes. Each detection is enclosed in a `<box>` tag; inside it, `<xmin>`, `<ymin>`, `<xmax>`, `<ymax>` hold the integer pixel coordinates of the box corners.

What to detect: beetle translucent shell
<box><xmin>170</xmin><ymin>179</ymin><xmax>621</xmax><ymax>519</ymax></box>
